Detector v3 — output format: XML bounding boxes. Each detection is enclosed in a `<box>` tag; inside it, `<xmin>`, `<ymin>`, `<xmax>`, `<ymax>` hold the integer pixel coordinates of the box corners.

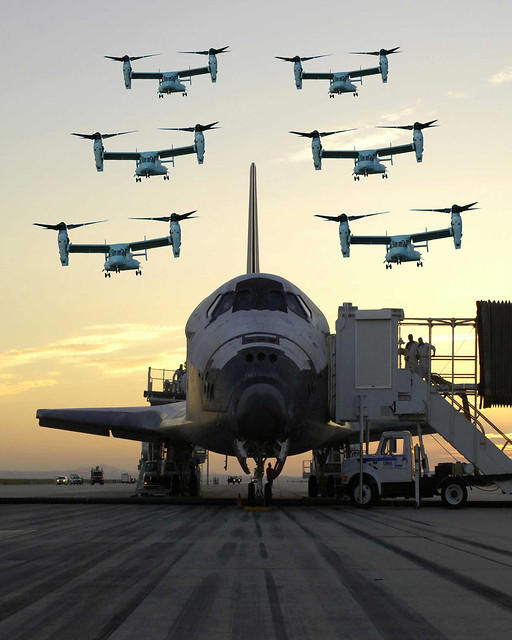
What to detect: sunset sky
<box><xmin>1</xmin><ymin>0</ymin><xmax>511</xmax><ymax>475</ymax></box>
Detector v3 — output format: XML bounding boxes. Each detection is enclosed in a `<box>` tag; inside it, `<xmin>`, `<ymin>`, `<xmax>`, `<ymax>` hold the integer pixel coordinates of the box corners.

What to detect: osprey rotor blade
<box><xmin>349</xmin><ymin>46</ymin><xmax>400</xmax><ymax>56</ymax></box>
<box><xmin>129</xmin><ymin>216</ymin><xmax>171</xmax><ymax>222</ymax></box>
<box><xmin>105</xmin><ymin>54</ymin><xmax>159</xmax><ymax>62</ymax></box>
<box><xmin>172</xmin><ymin>210</ymin><xmax>198</xmax><ymax>221</ymax></box>
<box><xmin>289</xmin><ymin>128</ymin><xmax>356</xmax><ymax>138</ymax></box>
<box><xmin>275</xmin><ymin>54</ymin><xmax>330</xmax><ymax>62</ymax></box>
<box><xmin>411</xmin><ymin>202</ymin><xmax>479</xmax><ymax>214</ymax></box>
<box><xmin>71</xmin><ymin>131</ymin><xmax>136</xmax><ymax>140</ymax></box>
<box><xmin>159</xmin><ymin>122</ymin><xmax>219</xmax><ymax>133</ymax></box>
<box><xmin>179</xmin><ymin>46</ymin><xmax>230</xmax><ymax>55</ymax></box>
<box><xmin>33</xmin><ymin>220</ymin><xmax>107</xmax><ymax>231</ymax></box>
<box><xmin>347</xmin><ymin>211</ymin><xmax>389</xmax><ymax>222</ymax></box>
<box><xmin>314</xmin><ymin>215</ymin><xmax>342</xmax><ymax>222</ymax></box>
<box><xmin>377</xmin><ymin>120</ymin><xmax>438</xmax><ymax>131</ymax></box>
<box><xmin>315</xmin><ymin>211</ymin><xmax>389</xmax><ymax>222</ymax></box>
<box><xmin>66</xmin><ymin>220</ymin><xmax>108</xmax><ymax>229</ymax></box>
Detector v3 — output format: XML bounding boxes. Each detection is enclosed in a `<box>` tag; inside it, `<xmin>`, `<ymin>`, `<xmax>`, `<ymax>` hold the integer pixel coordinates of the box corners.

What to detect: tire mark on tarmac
<box><xmin>0</xmin><ymin>506</ymin><xmax>200</xmax><ymax>623</ymax></box>
<box><xmin>8</xmin><ymin>507</ymin><xmax>224</xmax><ymax>640</ymax></box>
<box><xmin>259</xmin><ymin>542</ymin><xmax>268</xmax><ymax>559</ymax></box>
<box><xmin>315</xmin><ymin>509</ymin><xmax>512</xmax><ymax>614</ymax></box>
<box><xmin>282</xmin><ymin>509</ymin><xmax>448</xmax><ymax>640</ymax></box>
<box><xmin>358</xmin><ymin>510</ymin><xmax>512</xmax><ymax>561</ymax></box>
<box><xmin>164</xmin><ymin>572</ymin><xmax>219</xmax><ymax>640</ymax></box>
<box><xmin>217</xmin><ymin>541</ymin><xmax>237</xmax><ymax>560</ymax></box>
<box><xmin>264</xmin><ymin>569</ymin><xmax>289</xmax><ymax>640</ymax></box>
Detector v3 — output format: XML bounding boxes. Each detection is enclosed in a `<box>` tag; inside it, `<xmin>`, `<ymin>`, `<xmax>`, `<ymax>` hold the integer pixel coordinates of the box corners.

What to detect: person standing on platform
<box><xmin>417</xmin><ymin>337</ymin><xmax>436</xmax><ymax>378</ymax></box>
<box><xmin>405</xmin><ymin>334</ymin><xmax>419</xmax><ymax>373</ymax></box>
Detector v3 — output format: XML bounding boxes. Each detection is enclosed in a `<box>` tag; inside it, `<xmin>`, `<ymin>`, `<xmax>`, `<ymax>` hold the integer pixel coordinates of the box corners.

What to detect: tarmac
<box><xmin>1</xmin><ymin>481</ymin><xmax>512</xmax><ymax>639</ymax></box>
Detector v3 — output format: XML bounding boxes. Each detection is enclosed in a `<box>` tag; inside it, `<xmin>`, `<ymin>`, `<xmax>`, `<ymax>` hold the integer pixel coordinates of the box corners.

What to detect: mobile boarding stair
<box><xmin>332</xmin><ymin>303</ymin><xmax>512</xmax><ymax>494</ymax></box>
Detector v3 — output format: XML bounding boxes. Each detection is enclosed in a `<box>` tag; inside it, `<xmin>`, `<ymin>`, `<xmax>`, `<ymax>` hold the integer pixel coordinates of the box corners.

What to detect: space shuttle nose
<box><xmin>236</xmin><ymin>383</ymin><xmax>288</xmax><ymax>441</ymax></box>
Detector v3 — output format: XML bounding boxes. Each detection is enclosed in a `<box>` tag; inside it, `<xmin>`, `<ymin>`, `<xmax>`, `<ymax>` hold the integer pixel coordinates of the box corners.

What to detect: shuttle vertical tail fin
<box><xmin>247</xmin><ymin>163</ymin><xmax>260</xmax><ymax>274</ymax></box>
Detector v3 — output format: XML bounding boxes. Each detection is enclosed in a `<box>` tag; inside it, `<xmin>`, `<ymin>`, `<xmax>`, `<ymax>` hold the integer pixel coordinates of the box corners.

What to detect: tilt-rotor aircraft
<box><xmin>72</xmin><ymin>123</ymin><xmax>218</xmax><ymax>181</ymax></box>
<box><xmin>129</xmin><ymin>211</ymin><xmax>197</xmax><ymax>258</ymax></box>
<box><xmin>36</xmin><ymin>164</ymin><xmax>352</xmax><ymax>501</ymax></box>
<box><xmin>105</xmin><ymin>47</ymin><xmax>229</xmax><ymax>98</ymax></box>
<box><xmin>276</xmin><ymin>46</ymin><xmax>399</xmax><ymax>98</ymax></box>
<box><xmin>34</xmin><ymin>215</ymin><xmax>196</xmax><ymax>276</ymax></box>
<box><xmin>291</xmin><ymin>120</ymin><xmax>437</xmax><ymax>180</ymax></box>
<box><xmin>316</xmin><ymin>202</ymin><xmax>477</xmax><ymax>268</ymax></box>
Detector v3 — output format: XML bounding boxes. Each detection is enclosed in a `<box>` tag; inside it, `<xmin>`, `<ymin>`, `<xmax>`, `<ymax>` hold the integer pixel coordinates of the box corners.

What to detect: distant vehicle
<box><xmin>56</xmin><ymin>475</ymin><xmax>68</xmax><ymax>485</ymax></box>
<box><xmin>227</xmin><ymin>475</ymin><xmax>242</xmax><ymax>484</ymax></box>
<box><xmin>121</xmin><ymin>473</ymin><xmax>136</xmax><ymax>483</ymax></box>
<box><xmin>69</xmin><ymin>474</ymin><xmax>83</xmax><ymax>485</ymax></box>
<box><xmin>90</xmin><ymin>466</ymin><xmax>104</xmax><ymax>485</ymax></box>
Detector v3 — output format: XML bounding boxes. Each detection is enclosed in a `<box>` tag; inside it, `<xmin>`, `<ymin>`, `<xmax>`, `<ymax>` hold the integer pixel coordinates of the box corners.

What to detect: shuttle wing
<box><xmin>158</xmin><ymin>145</ymin><xmax>196</xmax><ymax>159</ymax></box>
<box><xmin>178</xmin><ymin>66</ymin><xmax>209</xmax><ymax>78</ymax></box>
<box><xmin>376</xmin><ymin>143</ymin><xmax>415</xmax><ymax>157</ymax></box>
<box><xmin>103</xmin><ymin>151</ymin><xmax>141</xmax><ymax>161</ymax></box>
<box><xmin>129</xmin><ymin>235</ymin><xmax>171</xmax><ymax>251</ymax></box>
<box><xmin>36</xmin><ymin>402</ymin><xmax>194</xmax><ymax>444</ymax></box>
<box><xmin>131</xmin><ymin>71</ymin><xmax>163</xmax><ymax>79</ymax></box>
<box><xmin>348</xmin><ymin>66</ymin><xmax>380</xmax><ymax>78</ymax></box>
<box><xmin>321</xmin><ymin>150</ymin><xmax>359</xmax><ymax>159</ymax></box>
<box><xmin>410</xmin><ymin>228</ymin><xmax>452</xmax><ymax>243</ymax></box>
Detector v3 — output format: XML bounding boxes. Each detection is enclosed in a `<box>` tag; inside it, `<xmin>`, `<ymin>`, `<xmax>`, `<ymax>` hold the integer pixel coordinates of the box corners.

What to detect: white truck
<box><xmin>342</xmin><ymin>430</ymin><xmax>512</xmax><ymax>508</ymax></box>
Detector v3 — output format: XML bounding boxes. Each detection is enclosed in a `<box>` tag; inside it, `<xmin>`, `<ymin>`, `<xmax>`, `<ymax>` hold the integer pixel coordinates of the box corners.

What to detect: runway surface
<box><xmin>1</xmin><ymin>499</ymin><xmax>512</xmax><ymax>639</ymax></box>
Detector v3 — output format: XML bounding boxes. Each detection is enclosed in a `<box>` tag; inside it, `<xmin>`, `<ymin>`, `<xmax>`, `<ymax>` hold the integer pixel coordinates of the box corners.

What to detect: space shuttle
<box><xmin>36</xmin><ymin>164</ymin><xmax>350</xmax><ymax>496</ymax></box>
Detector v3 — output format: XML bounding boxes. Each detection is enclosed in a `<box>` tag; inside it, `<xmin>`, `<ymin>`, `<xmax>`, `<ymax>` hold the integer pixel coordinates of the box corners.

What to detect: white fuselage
<box><xmin>354</xmin><ymin>151</ymin><xmax>387</xmax><ymax>176</ymax></box>
<box><xmin>136</xmin><ymin>153</ymin><xmax>167</xmax><ymax>177</ymax></box>
<box><xmin>184</xmin><ymin>273</ymin><xmax>335</xmax><ymax>457</ymax></box>
<box><xmin>329</xmin><ymin>75</ymin><xmax>357</xmax><ymax>95</ymax></box>
<box><xmin>385</xmin><ymin>237</ymin><xmax>422</xmax><ymax>265</ymax></box>
<box><xmin>158</xmin><ymin>73</ymin><xmax>187</xmax><ymax>96</ymax></box>
<box><xmin>104</xmin><ymin>245</ymin><xmax>140</xmax><ymax>273</ymax></box>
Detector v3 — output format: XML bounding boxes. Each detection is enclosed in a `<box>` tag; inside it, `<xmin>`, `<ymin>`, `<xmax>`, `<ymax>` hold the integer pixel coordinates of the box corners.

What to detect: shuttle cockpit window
<box><xmin>210</xmin><ymin>292</ymin><xmax>235</xmax><ymax>321</ymax></box>
<box><xmin>286</xmin><ymin>293</ymin><xmax>308</xmax><ymax>320</ymax></box>
<box><xmin>233</xmin><ymin>278</ymin><xmax>287</xmax><ymax>313</ymax></box>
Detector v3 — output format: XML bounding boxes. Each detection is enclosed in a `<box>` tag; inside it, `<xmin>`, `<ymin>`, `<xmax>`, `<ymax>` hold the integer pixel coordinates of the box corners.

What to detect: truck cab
<box><xmin>342</xmin><ymin>430</ymin><xmax>475</xmax><ymax>508</ymax></box>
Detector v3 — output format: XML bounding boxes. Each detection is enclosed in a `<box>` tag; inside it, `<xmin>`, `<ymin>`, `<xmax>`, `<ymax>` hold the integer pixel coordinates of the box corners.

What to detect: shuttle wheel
<box><xmin>349</xmin><ymin>476</ymin><xmax>378</xmax><ymax>508</ymax></box>
<box><xmin>440</xmin><ymin>479</ymin><xmax>467</xmax><ymax>508</ymax></box>
<box><xmin>308</xmin><ymin>475</ymin><xmax>318</xmax><ymax>498</ymax></box>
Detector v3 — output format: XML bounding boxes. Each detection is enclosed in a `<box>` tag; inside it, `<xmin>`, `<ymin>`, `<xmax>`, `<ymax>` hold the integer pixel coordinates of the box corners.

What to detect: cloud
<box><xmin>489</xmin><ymin>68</ymin><xmax>512</xmax><ymax>85</ymax></box>
<box><xmin>0</xmin><ymin>375</ymin><xmax>58</xmax><ymax>397</ymax></box>
<box><xmin>446</xmin><ymin>90</ymin><xmax>468</xmax><ymax>99</ymax></box>
<box><xmin>379</xmin><ymin>106</ymin><xmax>413</xmax><ymax>123</ymax></box>
<box><xmin>0</xmin><ymin>323</ymin><xmax>183</xmax><ymax>371</ymax></box>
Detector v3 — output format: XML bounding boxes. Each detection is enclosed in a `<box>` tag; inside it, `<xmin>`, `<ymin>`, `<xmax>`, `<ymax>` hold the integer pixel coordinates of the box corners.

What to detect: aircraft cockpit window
<box><xmin>210</xmin><ymin>292</ymin><xmax>234</xmax><ymax>321</ymax></box>
<box><xmin>233</xmin><ymin>278</ymin><xmax>287</xmax><ymax>313</ymax></box>
<box><xmin>286</xmin><ymin>293</ymin><xmax>308</xmax><ymax>320</ymax></box>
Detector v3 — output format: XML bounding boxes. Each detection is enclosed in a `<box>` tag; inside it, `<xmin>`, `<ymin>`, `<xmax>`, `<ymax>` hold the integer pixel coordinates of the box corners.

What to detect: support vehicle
<box><xmin>342</xmin><ymin>431</ymin><xmax>512</xmax><ymax>508</ymax></box>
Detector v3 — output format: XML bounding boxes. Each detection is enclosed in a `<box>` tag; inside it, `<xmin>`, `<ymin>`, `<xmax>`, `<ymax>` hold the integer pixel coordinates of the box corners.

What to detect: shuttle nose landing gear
<box><xmin>247</xmin><ymin>456</ymin><xmax>273</xmax><ymax>506</ymax></box>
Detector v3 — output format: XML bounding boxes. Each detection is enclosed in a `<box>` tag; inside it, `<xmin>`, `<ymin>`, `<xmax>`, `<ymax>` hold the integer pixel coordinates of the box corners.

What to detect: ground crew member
<box><xmin>405</xmin><ymin>334</ymin><xmax>419</xmax><ymax>372</ymax></box>
<box><xmin>417</xmin><ymin>337</ymin><xmax>436</xmax><ymax>378</ymax></box>
<box><xmin>266</xmin><ymin>462</ymin><xmax>275</xmax><ymax>488</ymax></box>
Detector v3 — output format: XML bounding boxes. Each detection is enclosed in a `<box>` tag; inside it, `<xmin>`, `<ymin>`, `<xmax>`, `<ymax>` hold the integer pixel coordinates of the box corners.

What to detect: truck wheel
<box><xmin>441</xmin><ymin>479</ymin><xmax>467</xmax><ymax>508</ymax></box>
<box><xmin>349</xmin><ymin>477</ymin><xmax>378</xmax><ymax>508</ymax></box>
<box><xmin>308</xmin><ymin>475</ymin><xmax>318</xmax><ymax>498</ymax></box>
<box><xmin>326</xmin><ymin>475</ymin><xmax>335</xmax><ymax>497</ymax></box>
<box><xmin>189</xmin><ymin>474</ymin><xmax>199</xmax><ymax>497</ymax></box>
